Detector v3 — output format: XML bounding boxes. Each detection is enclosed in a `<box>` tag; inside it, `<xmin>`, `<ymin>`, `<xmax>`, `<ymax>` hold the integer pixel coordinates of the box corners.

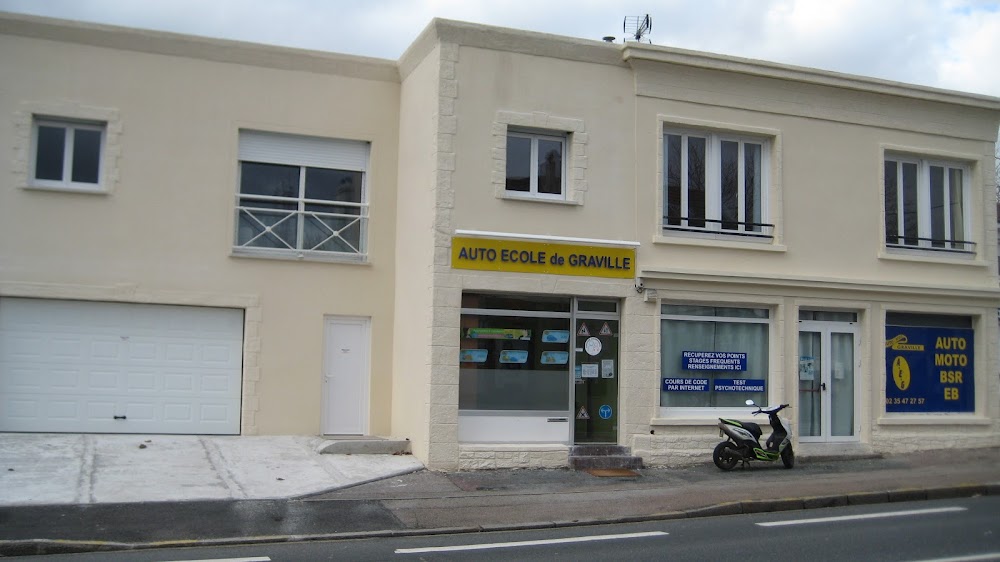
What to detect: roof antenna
<box><xmin>623</xmin><ymin>14</ymin><xmax>652</xmax><ymax>43</ymax></box>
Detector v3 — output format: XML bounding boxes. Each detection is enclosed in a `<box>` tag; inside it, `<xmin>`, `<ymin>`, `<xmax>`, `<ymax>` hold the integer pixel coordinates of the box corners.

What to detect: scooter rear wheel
<box><xmin>781</xmin><ymin>445</ymin><xmax>795</xmax><ymax>469</ymax></box>
<box><xmin>713</xmin><ymin>441</ymin><xmax>739</xmax><ymax>470</ymax></box>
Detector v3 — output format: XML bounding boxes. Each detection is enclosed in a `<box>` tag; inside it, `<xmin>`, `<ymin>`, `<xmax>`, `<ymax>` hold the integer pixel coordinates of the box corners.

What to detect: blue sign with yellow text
<box><xmin>885</xmin><ymin>326</ymin><xmax>974</xmax><ymax>413</ymax></box>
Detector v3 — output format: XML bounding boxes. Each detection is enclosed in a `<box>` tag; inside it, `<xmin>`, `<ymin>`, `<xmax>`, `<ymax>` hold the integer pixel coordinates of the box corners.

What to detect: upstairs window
<box><xmin>234</xmin><ymin>131</ymin><xmax>370</xmax><ymax>261</ymax></box>
<box><xmin>506</xmin><ymin>131</ymin><xmax>565</xmax><ymax>200</ymax></box>
<box><xmin>884</xmin><ymin>155</ymin><xmax>972</xmax><ymax>252</ymax></box>
<box><xmin>663</xmin><ymin>131</ymin><xmax>771</xmax><ymax>238</ymax></box>
<box><xmin>31</xmin><ymin>118</ymin><xmax>105</xmax><ymax>191</ymax></box>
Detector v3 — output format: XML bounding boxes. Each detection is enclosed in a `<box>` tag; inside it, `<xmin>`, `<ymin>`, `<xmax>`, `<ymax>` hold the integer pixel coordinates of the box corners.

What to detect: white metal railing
<box><xmin>235</xmin><ymin>200</ymin><xmax>367</xmax><ymax>257</ymax></box>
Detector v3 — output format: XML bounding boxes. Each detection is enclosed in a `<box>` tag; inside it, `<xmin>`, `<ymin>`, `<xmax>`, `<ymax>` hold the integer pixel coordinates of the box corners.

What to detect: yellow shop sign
<box><xmin>451</xmin><ymin>237</ymin><xmax>635</xmax><ymax>279</ymax></box>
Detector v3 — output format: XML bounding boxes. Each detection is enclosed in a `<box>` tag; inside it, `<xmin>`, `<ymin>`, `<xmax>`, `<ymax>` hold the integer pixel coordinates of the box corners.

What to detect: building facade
<box><xmin>1</xmin><ymin>13</ymin><xmax>998</xmax><ymax>470</ymax></box>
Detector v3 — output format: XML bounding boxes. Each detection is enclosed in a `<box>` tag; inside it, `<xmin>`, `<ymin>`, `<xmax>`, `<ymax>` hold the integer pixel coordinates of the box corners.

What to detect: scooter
<box><xmin>713</xmin><ymin>399</ymin><xmax>794</xmax><ymax>470</ymax></box>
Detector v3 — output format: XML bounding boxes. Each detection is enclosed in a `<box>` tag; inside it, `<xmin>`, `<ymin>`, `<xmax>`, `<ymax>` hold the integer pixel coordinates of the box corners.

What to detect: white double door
<box><xmin>322</xmin><ymin>317</ymin><xmax>370</xmax><ymax>435</ymax></box>
<box><xmin>797</xmin><ymin>320</ymin><xmax>860</xmax><ymax>441</ymax></box>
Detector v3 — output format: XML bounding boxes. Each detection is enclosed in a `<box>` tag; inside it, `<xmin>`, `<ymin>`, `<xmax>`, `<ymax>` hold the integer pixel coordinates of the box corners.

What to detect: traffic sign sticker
<box><xmin>576</xmin><ymin>406</ymin><xmax>590</xmax><ymax>420</ymax></box>
<box><xmin>598</xmin><ymin>405</ymin><xmax>613</xmax><ymax>419</ymax></box>
<box><xmin>577</xmin><ymin>323</ymin><xmax>590</xmax><ymax>337</ymax></box>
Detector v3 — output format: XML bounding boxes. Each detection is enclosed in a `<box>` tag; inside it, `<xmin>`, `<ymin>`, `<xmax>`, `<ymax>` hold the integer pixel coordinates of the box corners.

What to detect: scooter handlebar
<box><xmin>752</xmin><ymin>403</ymin><xmax>790</xmax><ymax>415</ymax></box>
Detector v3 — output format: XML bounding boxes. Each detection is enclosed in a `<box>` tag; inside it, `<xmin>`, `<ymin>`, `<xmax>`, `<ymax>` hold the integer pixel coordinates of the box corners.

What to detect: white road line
<box><xmin>757</xmin><ymin>506</ymin><xmax>967</xmax><ymax>527</ymax></box>
<box><xmin>160</xmin><ymin>556</ymin><xmax>271</xmax><ymax>562</ymax></box>
<box><xmin>905</xmin><ymin>554</ymin><xmax>1000</xmax><ymax>562</ymax></box>
<box><xmin>395</xmin><ymin>531</ymin><xmax>668</xmax><ymax>554</ymax></box>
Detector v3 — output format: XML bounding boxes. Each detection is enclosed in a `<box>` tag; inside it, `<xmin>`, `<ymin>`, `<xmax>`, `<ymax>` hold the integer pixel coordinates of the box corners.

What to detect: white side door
<box><xmin>322</xmin><ymin>316</ymin><xmax>370</xmax><ymax>435</ymax></box>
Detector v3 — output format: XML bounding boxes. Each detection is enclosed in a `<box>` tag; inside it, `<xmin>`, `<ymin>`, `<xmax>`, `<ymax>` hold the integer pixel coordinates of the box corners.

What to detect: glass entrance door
<box><xmin>798</xmin><ymin>318</ymin><xmax>859</xmax><ymax>441</ymax></box>
<box><xmin>573</xmin><ymin>304</ymin><xmax>619</xmax><ymax>444</ymax></box>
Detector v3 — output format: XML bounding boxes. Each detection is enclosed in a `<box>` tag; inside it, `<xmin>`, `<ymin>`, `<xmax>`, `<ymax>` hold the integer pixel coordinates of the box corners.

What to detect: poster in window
<box><xmin>885</xmin><ymin>326</ymin><xmax>974</xmax><ymax>412</ymax></box>
<box><xmin>540</xmin><ymin>351</ymin><xmax>569</xmax><ymax>365</ymax></box>
<box><xmin>542</xmin><ymin>330</ymin><xmax>570</xmax><ymax>343</ymax></box>
<box><xmin>601</xmin><ymin>359</ymin><xmax>615</xmax><ymax>379</ymax></box>
<box><xmin>798</xmin><ymin>357</ymin><xmax>815</xmax><ymax>381</ymax></box>
<box><xmin>466</xmin><ymin>328</ymin><xmax>531</xmax><ymax>340</ymax></box>
<box><xmin>498</xmin><ymin>349</ymin><xmax>529</xmax><ymax>364</ymax></box>
<box><xmin>459</xmin><ymin>349</ymin><xmax>488</xmax><ymax>363</ymax></box>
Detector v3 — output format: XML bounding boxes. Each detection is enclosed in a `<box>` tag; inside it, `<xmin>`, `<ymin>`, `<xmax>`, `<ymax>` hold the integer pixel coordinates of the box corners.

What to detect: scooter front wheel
<box><xmin>713</xmin><ymin>441</ymin><xmax>740</xmax><ymax>470</ymax></box>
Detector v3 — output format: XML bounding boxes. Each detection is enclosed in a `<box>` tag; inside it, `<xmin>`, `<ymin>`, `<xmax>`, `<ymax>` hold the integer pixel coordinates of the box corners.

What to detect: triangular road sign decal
<box><xmin>599</xmin><ymin>322</ymin><xmax>613</xmax><ymax>336</ymax></box>
<box><xmin>578</xmin><ymin>323</ymin><xmax>590</xmax><ymax>337</ymax></box>
<box><xmin>576</xmin><ymin>406</ymin><xmax>590</xmax><ymax>420</ymax></box>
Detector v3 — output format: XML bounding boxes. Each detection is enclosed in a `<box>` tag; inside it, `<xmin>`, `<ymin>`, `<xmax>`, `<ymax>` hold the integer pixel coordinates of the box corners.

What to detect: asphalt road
<box><xmin>17</xmin><ymin>496</ymin><xmax>1000</xmax><ymax>562</ymax></box>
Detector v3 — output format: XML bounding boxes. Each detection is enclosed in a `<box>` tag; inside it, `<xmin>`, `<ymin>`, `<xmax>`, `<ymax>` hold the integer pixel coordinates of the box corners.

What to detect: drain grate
<box><xmin>585</xmin><ymin>468</ymin><xmax>640</xmax><ymax>477</ymax></box>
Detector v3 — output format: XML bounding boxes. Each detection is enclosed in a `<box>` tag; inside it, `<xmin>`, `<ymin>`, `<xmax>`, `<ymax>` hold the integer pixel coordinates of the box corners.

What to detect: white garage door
<box><xmin>0</xmin><ymin>298</ymin><xmax>244</xmax><ymax>434</ymax></box>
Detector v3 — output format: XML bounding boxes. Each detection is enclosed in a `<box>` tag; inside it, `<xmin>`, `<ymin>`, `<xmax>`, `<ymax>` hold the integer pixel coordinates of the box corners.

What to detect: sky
<box><xmin>0</xmin><ymin>0</ymin><xmax>998</xmax><ymax>98</ymax></box>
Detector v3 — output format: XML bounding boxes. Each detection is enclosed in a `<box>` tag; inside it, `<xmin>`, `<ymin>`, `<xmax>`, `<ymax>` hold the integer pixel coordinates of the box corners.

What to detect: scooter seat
<box><xmin>743</xmin><ymin>422</ymin><xmax>763</xmax><ymax>440</ymax></box>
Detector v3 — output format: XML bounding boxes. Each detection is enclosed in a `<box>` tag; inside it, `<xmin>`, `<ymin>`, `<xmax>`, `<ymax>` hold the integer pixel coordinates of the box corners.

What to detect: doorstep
<box><xmin>315</xmin><ymin>436</ymin><xmax>412</xmax><ymax>455</ymax></box>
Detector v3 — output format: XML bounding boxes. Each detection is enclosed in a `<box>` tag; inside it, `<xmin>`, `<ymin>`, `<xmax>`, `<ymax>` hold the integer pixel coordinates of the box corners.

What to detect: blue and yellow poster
<box><xmin>885</xmin><ymin>326</ymin><xmax>974</xmax><ymax>413</ymax></box>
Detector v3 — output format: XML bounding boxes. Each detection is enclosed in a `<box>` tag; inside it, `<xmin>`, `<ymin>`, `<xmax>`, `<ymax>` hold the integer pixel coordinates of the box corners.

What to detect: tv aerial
<box><xmin>624</xmin><ymin>14</ymin><xmax>652</xmax><ymax>43</ymax></box>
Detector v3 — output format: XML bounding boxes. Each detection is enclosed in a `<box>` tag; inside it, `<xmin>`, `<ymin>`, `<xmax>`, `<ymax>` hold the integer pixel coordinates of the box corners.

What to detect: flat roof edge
<box><xmin>428</xmin><ymin>18</ymin><xmax>626</xmax><ymax>67</ymax></box>
<box><xmin>624</xmin><ymin>45</ymin><xmax>1000</xmax><ymax>111</ymax></box>
<box><xmin>0</xmin><ymin>11</ymin><xmax>400</xmax><ymax>83</ymax></box>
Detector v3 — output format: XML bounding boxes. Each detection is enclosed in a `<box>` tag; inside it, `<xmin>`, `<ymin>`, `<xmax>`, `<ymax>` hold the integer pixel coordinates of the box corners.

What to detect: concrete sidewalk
<box><xmin>0</xmin><ymin>446</ymin><xmax>997</xmax><ymax>556</ymax></box>
<box><xmin>315</xmin><ymin>446</ymin><xmax>1000</xmax><ymax>529</ymax></box>
<box><xmin>0</xmin><ymin>433</ymin><xmax>423</xmax><ymax>505</ymax></box>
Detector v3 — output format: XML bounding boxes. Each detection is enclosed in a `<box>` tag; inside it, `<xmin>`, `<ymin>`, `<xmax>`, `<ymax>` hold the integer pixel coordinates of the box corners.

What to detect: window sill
<box><xmin>877</xmin><ymin>415</ymin><xmax>990</xmax><ymax>426</ymax></box>
<box><xmin>23</xmin><ymin>182</ymin><xmax>107</xmax><ymax>195</ymax></box>
<box><xmin>499</xmin><ymin>191</ymin><xmax>582</xmax><ymax>206</ymax></box>
<box><xmin>653</xmin><ymin>232</ymin><xmax>786</xmax><ymax>252</ymax></box>
<box><xmin>878</xmin><ymin>248</ymin><xmax>986</xmax><ymax>267</ymax></box>
<box><xmin>652</xmin><ymin>406</ymin><xmax>775</xmax><ymax>425</ymax></box>
<box><xmin>651</xmin><ymin>417</ymin><xmax>723</xmax><ymax>426</ymax></box>
<box><xmin>231</xmin><ymin>247</ymin><xmax>369</xmax><ymax>265</ymax></box>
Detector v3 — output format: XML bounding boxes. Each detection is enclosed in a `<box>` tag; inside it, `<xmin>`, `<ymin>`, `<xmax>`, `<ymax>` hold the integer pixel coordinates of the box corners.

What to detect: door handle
<box><xmin>821</xmin><ymin>382</ymin><xmax>827</xmax><ymax>391</ymax></box>
<box><xmin>547</xmin><ymin>417</ymin><xmax>568</xmax><ymax>423</ymax></box>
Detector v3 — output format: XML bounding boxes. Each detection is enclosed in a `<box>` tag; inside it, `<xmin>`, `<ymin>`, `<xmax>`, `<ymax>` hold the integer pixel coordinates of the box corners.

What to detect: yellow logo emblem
<box><xmin>885</xmin><ymin>334</ymin><xmax>924</xmax><ymax>352</ymax></box>
<box><xmin>892</xmin><ymin>356</ymin><xmax>911</xmax><ymax>391</ymax></box>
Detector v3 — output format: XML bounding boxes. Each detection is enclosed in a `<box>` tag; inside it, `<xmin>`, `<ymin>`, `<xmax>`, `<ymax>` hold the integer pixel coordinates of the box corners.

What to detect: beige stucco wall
<box><xmin>632</xmin><ymin>61</ymin><xmax>1000</xmax><ymax>287</ymax></box>
<box><xmin>390</xmin><ymin>41</ymin><xmax>443</xmax><ymax>460</ymax></box>
<box><xmin>0</xmin><ymin>18</ymin><xmax>401</xmax><ymax>436</ymax></box>
<box><xmin>449</xmin><ymin>45</ymin><xmax>637</xmax><ymax>241</ymax></box>
<box><xmin>624</xmin><ymin>50</ymin><xmax>1000</xmax><ymax>463</ymax></box>
<box><xmin>3</xmin><ymin>13</ymin><xmax>999</xmax><ymax>469</ymax></box>
<box><xmin>420</xmin><ymin>24</ymin><xmax>1000</xmax><ymax>468</ymax></box>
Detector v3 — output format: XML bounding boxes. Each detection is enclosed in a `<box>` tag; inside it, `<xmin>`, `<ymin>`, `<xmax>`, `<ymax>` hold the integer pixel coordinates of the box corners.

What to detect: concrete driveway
<box><xmin>0</xmin><ymin>433</ymin><xmax>423</xmax><ymax>505</ymax></box>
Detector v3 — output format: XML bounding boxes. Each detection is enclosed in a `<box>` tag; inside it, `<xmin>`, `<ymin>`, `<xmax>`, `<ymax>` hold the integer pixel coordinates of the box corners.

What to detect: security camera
<box><xmin>635</xmin><ymin>279</ymin><xmax>644</xmax><ymax>292</ymax></box>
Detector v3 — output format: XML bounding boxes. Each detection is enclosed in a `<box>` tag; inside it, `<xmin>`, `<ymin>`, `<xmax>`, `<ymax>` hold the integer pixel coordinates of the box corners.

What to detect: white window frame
<box><xmin>233</xmin><ymin>130</ymin><xmax>370</xmax><ymax>263</ymax></box>
<box><xmin>884</xmin><ymin>153</ymin><xmax>972</xmax><ymax>253</ymax></box>
<box><xmin>29</xmin><ymin>118</ymin><xmax>106</xmax><ymax>192</ymax></box>
<box><xmin>658</xmin><ymin>305</ymin><xmax>773</xmax><ymax>419</ymax></box>
<box><xmin>505</xmin><ymin>130</ymin><xmax>567</xmax><ymax>201</ymax></box>
<box><xmin>662</xmin><ymin>130</ymin><xmax>771</xmax><ymax>238</ymax></box>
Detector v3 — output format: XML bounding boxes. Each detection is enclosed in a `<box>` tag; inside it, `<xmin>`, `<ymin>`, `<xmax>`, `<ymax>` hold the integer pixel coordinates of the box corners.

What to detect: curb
<box><xmin>290</xmin><ymin>464</ymin><xmax>426</xmax><ymax>500</ymax></box>
<box><xmin>2</xmin><ymin>483</ymin><xmax>995</xmax><ymax>556</ymax></box>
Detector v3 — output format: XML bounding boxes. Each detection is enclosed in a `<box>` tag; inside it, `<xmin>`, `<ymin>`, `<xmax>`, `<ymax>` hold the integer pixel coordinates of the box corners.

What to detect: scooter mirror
<box><xmin>745</xmin><ymin>399</ymin><xmax>756</xmax><ymax>406</ymax></box>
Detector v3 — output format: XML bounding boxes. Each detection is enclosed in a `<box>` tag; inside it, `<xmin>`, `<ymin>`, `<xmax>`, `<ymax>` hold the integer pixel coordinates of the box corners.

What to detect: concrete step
<box><xmin>315</xmin><ymin>437</ymin><xmax>411</xmax><ymax>455</ymax></box>
<box><xmin>569</xmin><ymin>455</ymin><xmax>644</xmax><ymax>470</ymax></box>
<box><xmin>569</xmin><ymin>444</ymin><xmax>630</xmax><ymax>457</ymax></box>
